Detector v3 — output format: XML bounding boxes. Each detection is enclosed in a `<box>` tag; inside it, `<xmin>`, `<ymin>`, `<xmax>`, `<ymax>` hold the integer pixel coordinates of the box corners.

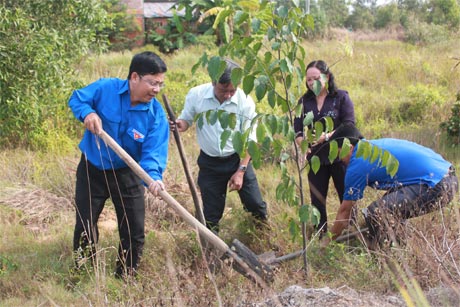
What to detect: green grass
<box><xmin>1</xmin><ymin>38</ymin><xmax>460</xmax><ymax>306</ymax></box>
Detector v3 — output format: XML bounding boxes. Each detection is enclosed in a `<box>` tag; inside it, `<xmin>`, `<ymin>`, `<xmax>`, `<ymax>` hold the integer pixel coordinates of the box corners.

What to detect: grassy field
<box><xmin>1</xmin><ymin>36</ymin><xmax>460</xmax><ymax>306</ymax></box>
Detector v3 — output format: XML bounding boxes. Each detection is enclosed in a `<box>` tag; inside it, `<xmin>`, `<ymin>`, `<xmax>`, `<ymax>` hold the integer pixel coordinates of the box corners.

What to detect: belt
<box><xmin>200</xmin><ymin>150</ymin><xmax>238</xmax><ymax>161</ymax></box>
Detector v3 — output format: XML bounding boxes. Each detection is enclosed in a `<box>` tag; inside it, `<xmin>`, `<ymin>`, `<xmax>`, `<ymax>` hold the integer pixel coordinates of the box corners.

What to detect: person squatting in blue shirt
<box><xmin>321</xmin><ymin>123</ymin><xmax>458</xmax><ymax>249</ymax></box>
<box><xmin>68</xmin><ymin>51</ymin><xmax>169</xmax><ymax>278</ymax></box>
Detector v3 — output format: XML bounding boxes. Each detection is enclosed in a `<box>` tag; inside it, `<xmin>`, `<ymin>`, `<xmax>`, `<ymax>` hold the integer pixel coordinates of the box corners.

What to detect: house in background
<box><xmin>120</xmin><ymin>0</ymin><xmax>185</xmax><ymax>45</ymax></box>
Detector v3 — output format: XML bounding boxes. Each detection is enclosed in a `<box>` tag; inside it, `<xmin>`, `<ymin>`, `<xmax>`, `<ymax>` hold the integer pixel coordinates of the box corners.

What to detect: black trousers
<box><xmin>365</xmin><ymin>168</ymin><xmax>459</xmax><ymax>241</ymax></box>
<box><xmin>307</xmin><ymin>161</ymin><xmax>346</xmax><ymax>232</ymax></box>
<box><xmin>73</xmin><ymin>155</ymin><xmax>145</xmax><ymax>274</ymax></box>
<box><xmin>197</xmin><ymin>151</ymin><xmax>267</xmax><ymax>231</ymax></box>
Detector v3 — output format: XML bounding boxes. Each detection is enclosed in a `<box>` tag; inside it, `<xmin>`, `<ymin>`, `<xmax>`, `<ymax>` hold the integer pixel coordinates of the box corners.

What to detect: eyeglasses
<box><xmin>140</xmin><ymin>75</ymin><xmax>165</xmax><ymax>89</ymax></box>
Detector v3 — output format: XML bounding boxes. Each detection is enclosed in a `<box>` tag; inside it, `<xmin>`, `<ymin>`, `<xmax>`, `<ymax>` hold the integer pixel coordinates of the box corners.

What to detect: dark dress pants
<box><xmin>73</xmin><ymin>155</ymin><xmax>145</xmax><ymax>275</ymax></box>
<box><xmin>197</xmin><ymin>151</ymin><xmax>267</xmax><ymax>232</ymax></box>
<box><xmin>308</xmin><ymin>161</ymin><xmax>346</xmax><ymax>233</ymax></box>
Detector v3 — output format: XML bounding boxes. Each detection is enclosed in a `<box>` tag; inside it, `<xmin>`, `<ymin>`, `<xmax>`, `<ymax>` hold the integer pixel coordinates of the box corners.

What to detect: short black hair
<box><xmin>127</xmin><ymin>51</ymin><xmax>167</xmax><ymax>79</ymax></box>
<box><xmin>329</xmin><ymin>123</ymin><xmax>364</xmax><ymax>147</ymax></box>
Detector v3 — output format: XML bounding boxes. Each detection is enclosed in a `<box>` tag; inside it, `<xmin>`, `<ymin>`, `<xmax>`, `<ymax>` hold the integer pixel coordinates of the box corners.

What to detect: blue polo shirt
<box><xmin>69</xmin><ymin>78</ymin><xmax>169</xmax><ymax>181</ymax></box>
<box><xmin>344</xmin><ymin>138</ymin><xmax>451</xmax><ymax>201</ymax></box>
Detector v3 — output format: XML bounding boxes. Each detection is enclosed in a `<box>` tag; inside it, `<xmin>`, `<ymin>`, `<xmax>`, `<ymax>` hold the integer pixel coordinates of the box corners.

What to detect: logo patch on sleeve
<box><xmin>132</xmin><ymin>128</ymin><xmax>144</xmax><ymax>140</ymax></box>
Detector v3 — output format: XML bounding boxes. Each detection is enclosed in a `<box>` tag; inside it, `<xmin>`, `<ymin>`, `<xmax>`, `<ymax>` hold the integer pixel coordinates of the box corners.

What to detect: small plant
<box><xmin>440</xmin><ymin>93</ymin><xmax>460</xmax><ymax>145</ymax></box>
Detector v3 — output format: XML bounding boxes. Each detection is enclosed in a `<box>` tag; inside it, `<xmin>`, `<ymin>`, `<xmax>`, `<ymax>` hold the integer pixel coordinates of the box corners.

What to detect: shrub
<box><xmin>398</xmin><ymin>83</ymin><xmax>447</xmax><ymax>123</ymax></box>
<box><xmin>0</xmin><ymin>1</ymin><xmax>109</xmax><ymax>149</ymax></box>
<box><xmin>404</xmin><ymin>18</ymin><xmax>451</xmax><ymax>45</ymax></box>
<box><xmin>440</xmin><ymin>93</ymin><xmax>460</xmax><ymax>145</ymax></box>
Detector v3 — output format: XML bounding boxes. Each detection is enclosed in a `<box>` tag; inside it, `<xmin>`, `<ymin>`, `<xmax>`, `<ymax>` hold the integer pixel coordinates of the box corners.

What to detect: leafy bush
<box><xmin>0</xmin><ymin>1</ymin><xmax>109</xmax><ymax>149</ymax></box>
<box><xmin>440</xmin><ymin>93</ymin><xmax>460</xmax><ymax>145</ymax></box>
<box><xmin>397</xmin><ymin>84</ymin><xmax>447</xmax><ymax>123</ymax></box>
<box><xmin>404</xmin><ymin>17</ymin><xmax>451</xmax><ymax>45</ymax></box>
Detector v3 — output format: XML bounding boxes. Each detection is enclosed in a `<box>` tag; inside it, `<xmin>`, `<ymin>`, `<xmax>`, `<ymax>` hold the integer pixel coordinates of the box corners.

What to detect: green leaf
<box><xmin>218</xmin><ymin>110</ymin><xmax>229</xmax><ymax>129</ymax></box>
<box><xmin>255</xmin><ymin>81</ymin><xmax>267</xmax><ymax>101</ymax></box>
<box><xmin>267</xmin><ymin>89</ymin><xmax>276</xmax><ymax>109</ymax></box>
<box><xmin>248</xmin><ymin>140</ymin><xmax>261</xmax><ymax>168</ymax></box>
<box><xmin>289</xmin><ymin>219</ymin><xmax>299</xmax><ymax>239</ymax></box>
<box><xmin>272</xmin><ymin>41</ymin><xmax>281</xmax><ymax>51</ymax></box>
<box><xmin>299</xmin><ymin>205</ymin><xmax>310</xmax><ymax>223</ymax></box>
<box><xmin>339</xmin><ymin>138</ymin><xmax>351</xmax><ymax>160</ymax></box>
<box><xmin>381</xmin><ymin>150</ymin><xmax>390</xmax><ymax>166</ymax></box>
<box><xmin>251</xmin><ymin>17</ymin><xmax>261</xmax><ymax>32</ymax></box>
<box><xmin>370</xmin><ymin>144</ymin><xmax>381</xmax><ymax>164</ymax></box>
<box><xmin>314</xmin><ymin>121</ymin><xmax>324</xmax><ymax>142</ymax></box>
<box><xmin>312</xmin><ymin>79</ymin><xmax>322</xmax><ymax>96</ymax></box>
<box><xmin>196</xmin><ymin>114</ymin><xmax>204</xmax><ymax>130</ymax></box>
<box><xmin>242</xmin><ymin>75</ymin><xmax>255</xmax><ymax>94</ymax></box>
<box><xmin>328</xmin><ymin>140</ymin><xmax>339</xmax><ymax>163</ymax></box>
<box><xmin>228</xmin><ymin>113</ymin><xmax>237</xmax><ymax>129</ymax></box>
<box><xmin>325</xmin><ymin>116</ymin><xmax>334</xmax><ymax>133</ymax></box>
<box><xmin>266</xmin><ymin>115</ymin><xmax>277</xmax><ymax>134</ymax></box>
<box><xmin>231</xmin><ymin>67</ymin><xmax>243</xmax><ymax>86</ymax></box>
<box><xmin>208</xmin><ymin>110</ymin><xmax>218</xmax><ymax>125</ymax></box>
<box><xmin>232</xmin><ymin>130</ymin><xmax>244</xmax><ymax>154</ymax></box>
<box><xmin>244</xmin><ymin>57</ymin><xmax>256</xmax><ymax>72</ymax></box>
<box><xmin>207</xmin><ymin>56</ymin><xmax>226</xmax><ymax>83</ymax></box>
<box><xmin>276</xmin><ymin>5</ymin><xmax>288</xmax><ymax>18</ymax></box>
<box><xmin>256</xmin><ymin>122</ymin><xmax>266</xmax><ymax>142</ymax></box>
<box><xmin>303</xmin><ymin>111</ymin><xmax>314</xmax><ymax>127</ymax></box>
<box><xmin>220</xmin><ymin>129</ymin><xmax>231</xmax><ymax>150</ymax></box>
<box><xmin>310</xmin><ymin>155</ymin><xmax>320</xmax><ymax>174</ymax></box>
<box><xmin>386</xmin><ymin>154</ymin><xmax>399</xmax><ymax>177</ymax></box>
<box><xmin>300</xmin><ymin>139</ymin><xmax>309</xmax><ymax>154</ymax></box>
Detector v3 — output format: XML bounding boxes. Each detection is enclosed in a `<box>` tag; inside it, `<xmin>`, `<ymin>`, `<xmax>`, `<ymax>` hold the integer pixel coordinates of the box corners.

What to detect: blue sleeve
<box><xmin>68</xmin><ymin>80</ymin><xmax>102</xmax><ymax>122</ymax></box>
<box><xmin>139</xmin><ymin>102</ymin><xmax>170</xmax><ymax>181</ymax></box>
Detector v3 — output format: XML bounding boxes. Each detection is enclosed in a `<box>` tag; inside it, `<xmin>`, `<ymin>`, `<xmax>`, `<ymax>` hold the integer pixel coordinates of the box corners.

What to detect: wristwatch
<box><xmin>238</xmin><ymin>165</ymin><xmax>247</xmax><ymax>172</ymax></box>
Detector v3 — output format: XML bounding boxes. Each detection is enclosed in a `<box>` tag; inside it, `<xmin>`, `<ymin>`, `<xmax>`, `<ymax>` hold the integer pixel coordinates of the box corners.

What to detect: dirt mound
<box><xmin>239</xmin><ymin>285</ymin><xmax>405</xmax><ymax>307</ymax></box>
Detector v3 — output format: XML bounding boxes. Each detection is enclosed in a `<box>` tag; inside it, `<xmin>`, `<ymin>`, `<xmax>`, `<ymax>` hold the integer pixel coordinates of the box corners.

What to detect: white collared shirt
<box><xmin>178</xmin><ymin>82</ymin><xmax>257</xmax><ymax>157</ymax></box>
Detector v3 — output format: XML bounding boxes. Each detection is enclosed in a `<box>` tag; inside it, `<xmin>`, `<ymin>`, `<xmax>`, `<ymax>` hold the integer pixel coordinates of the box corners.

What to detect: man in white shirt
<box><xmin>172</xmin><ymin>59</ymin><xmax>268</xmax><ymax>233</ymax></box>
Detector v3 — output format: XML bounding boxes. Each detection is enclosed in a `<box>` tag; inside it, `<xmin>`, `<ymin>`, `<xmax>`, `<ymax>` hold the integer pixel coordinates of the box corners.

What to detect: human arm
<box><xmin>320</xmin><ymin>200</ymin><xmax>356</xmax><ymax>247</ymax></box>
<box><xmin>68</xmin><ymin>80</ymin><xmax>105</xmax><ymax>134</ymax></box>
<box><xmin>330</xmin><ymin>200</ymin><xmax>356</xmax><ymax>239</ymax></box>
<box><xmin>338</xmin><ymin>90</ymin><xmax>355</xmax><ymax>124</ymax></box>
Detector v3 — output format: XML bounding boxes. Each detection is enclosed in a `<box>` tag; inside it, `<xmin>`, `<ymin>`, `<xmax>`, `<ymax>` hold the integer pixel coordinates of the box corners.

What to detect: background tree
<box><xmin>318</xmin><ymin>0</ymin><xmax>350</xmax><ymax>28</ymax></box>
<box><xmin>0</xmin><ymin>0</ymin><xmax>109</xmax><ymax>149</ymax></box>
<box><xmin>100</xmin><ymin>0</ymin><xmax>142</xmax><ymax>51</ymax></box>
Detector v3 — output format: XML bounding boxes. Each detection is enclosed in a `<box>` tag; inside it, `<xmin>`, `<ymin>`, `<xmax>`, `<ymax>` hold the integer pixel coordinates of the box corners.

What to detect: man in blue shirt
<box><xmin>323</xmin><ymin>123</ymin><xmax>458</xmax><ymax>248</ymax></box>
<box><xmin>69</xmin><ymin>51</ymin><xmax>169</xmax><ymax>278</ymax></box>
<box><xmin>172</xmin><ymin>59</ymin><xmax>268</xmax><ymax>234</ymax></box>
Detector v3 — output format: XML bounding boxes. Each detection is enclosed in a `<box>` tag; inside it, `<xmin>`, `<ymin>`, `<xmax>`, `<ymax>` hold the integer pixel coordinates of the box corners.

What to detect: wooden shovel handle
<box><xmin>97</xmin><ymin>130</ymin><xmax>271</xmax><ymax>288</ymax></box>
<box><xmin>162</xmin><ymin>94</ymin><xmax>205</xmax><ymax>225</ymax></box>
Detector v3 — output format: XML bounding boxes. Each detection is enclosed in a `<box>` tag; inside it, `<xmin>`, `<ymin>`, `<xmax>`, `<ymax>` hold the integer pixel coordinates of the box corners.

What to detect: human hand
<box><xmin>171</xmin><ymin>119</ymin><xmax>188</xmax><ymax>132</ymax></box>
<box><xmin>84</xmin><ymin>113</ymin><xmax>102</xmax><ymax>135</ymax></box>
<box><xmin>148</xmin><ymin>180</ymin><xmax>165</xmax><ymax>196</ymax></box>
<box><xmin>228</xmin><ymin>173</ymin><xmax>243</xmax><ymax>192</ymax></box>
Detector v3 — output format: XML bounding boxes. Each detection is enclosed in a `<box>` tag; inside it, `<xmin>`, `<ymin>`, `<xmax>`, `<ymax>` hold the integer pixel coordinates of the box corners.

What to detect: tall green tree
<box><xmin>318</xmin><ymin>0</ymin><xmax>350</xmax><ymax>27</ymax></box>
<box><xmin>426</xmin><ymin>0</ymin><xmax>460</xmax><ymax>29</ymax></box>
<box><xmin>0</xmin><ymin>0</ymin><xmax>109</xmax><ymax>148</ymax></box>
